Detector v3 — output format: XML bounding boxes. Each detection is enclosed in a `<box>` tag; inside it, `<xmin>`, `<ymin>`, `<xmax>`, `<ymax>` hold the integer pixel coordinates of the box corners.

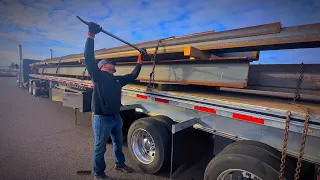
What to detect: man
<box><xmin>85</xmin><ymin>22</ymin><xmax>143</xmax><ymax>180</ymax></box>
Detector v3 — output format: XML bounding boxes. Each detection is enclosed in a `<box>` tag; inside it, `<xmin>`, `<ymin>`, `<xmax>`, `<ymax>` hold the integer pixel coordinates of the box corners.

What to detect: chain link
<box><xmin>279</xmin><ymin>111</ymin><xmax>291</xmax><ymax>180</ymax></box>
<box><xmin>147</xmin><ymin>40</ymin><xmax>163</xmax><ymax>90</ymax></box>
<box><xmin>147</xmin><ymin>36</ymin><xmax>175</xmax><ymax>90</ymax></box>
<box><xmin>293</xmin><ymin>107</ymin><xmax>310</xmax><ymax>180</ymax></box>
<box><xmin>279</xmin><ymin>63</ymin><xmax>312</xmax><ymax>180</ymax></box>
<box><xmin>293</xmin><ymin>63</ymin><xmax>304</xmax><ymax>101</ymax></box>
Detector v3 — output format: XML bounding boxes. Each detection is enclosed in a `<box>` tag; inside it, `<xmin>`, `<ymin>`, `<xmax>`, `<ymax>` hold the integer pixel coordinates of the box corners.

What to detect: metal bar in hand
<box><xmin>76</xmin><ymin>16</ymin><xmax>147</xmax><ymax>54</ymax></box>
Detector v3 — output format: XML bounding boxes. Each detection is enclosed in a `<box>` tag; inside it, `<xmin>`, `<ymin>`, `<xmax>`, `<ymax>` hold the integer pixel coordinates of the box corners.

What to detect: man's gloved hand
<box><xmin>88</xmin><ymin>22</ymin><xmax>102</xmax><ymax>38</ymax></box>
<box><xmin>137</xmin><ymin>53</ymin><xmax>143</xmax><ymax>64</ymax></box>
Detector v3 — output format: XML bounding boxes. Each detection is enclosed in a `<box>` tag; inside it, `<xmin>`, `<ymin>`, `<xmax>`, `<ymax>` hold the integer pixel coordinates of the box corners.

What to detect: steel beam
<box><xmin>213</xmin><ymin>51</ymin><xmax>260</xmax><ymax>60</ymax></box>
<box><xmin>39</xmin><ymin>61</ymin><xmax>250</xmax><ymax>88</ymax></box>
<box><xmin>32</xmin><ymin>23</ymin><xmax>320</xmax><ymax>66</ymax></box>
<box><xmin>184</xmin><ymin>46</ymin><xmax>210</xmax><ymax>59</ymax></box>
<box><xmin>248</xmin><ymin>64</ymin><xmax>320</xmax><ymax>91</ymax></box>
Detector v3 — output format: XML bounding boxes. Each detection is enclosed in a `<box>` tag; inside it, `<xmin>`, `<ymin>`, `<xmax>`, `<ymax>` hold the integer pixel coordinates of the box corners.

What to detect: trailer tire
<box><xmin>28</xmin><ymin>81</ymin><xmax>33</xmax><ymax>95</ymax></box>
<box><xmin>204</xmin><ymin>153</ymin><xmax>279</xmax><ymax>180</ymax></box>
<box><xmin>222</xmin><ymin>140</ymin><xmax>295</xmax><ymax>174</ymax></box>
<box><xmin>48</xmin><ymin>81</ymin><xmax>52</xmax><ymax>98</ymax></box>
<box><xmin>213</xmin><ymin>142</ymin><xmax>294</xmax><ymax>180</ymax></box>
<box><xmin>127</xmin><ymin>117</ymin><xmax>170</xmax><ymax>174</ymax></box>
<box><xmin>32</xmin><ymin>81</ymin><xmax>39</xmax><ymax>97</ymax></box>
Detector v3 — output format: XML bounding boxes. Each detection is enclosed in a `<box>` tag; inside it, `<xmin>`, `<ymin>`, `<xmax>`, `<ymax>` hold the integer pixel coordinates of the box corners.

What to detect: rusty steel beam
<box><xmin>38</xmin><ymin>60</ymin><xmax>250</xmax><ymax>88</ymax></box>
<box><xmin>219</xmin><ymin>87</ymin><xmax>320</xmax><ymax>102</ymax></box>
<box><xmin>94</xmin><ymin>22</ymin><xmax>281</xmax><ymax>55</ymax></box>
<box><xmin>31</xmin><ymin>22</ymin><xmax>320</xmax><ymax>66</ymax></box>
<box><xmin>248</xmin><ymin>64</ymin><xmax>320</xmax><ymax>91</ymax></box>
<box><xmin>212</xmin><ymin>51</ymin><xmax>260</xmax><ymax>60</ymax></box>
<box><xmin>32</xmin><ymin>22</ymin><xmax>280</xmax><ymax>65</ymax></box>
<box><xmin>184</xmin><ymin>46</ymin><xmax>211</xmax><ymax>59</ymax></box>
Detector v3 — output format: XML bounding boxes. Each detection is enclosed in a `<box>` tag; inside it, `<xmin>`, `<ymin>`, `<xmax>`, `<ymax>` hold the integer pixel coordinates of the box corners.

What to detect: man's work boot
<box><xmin>94</xmin><ymin>176</ymin><xmax>112</xmax><ymax>180</ymax></box>
<box><xmin>114</xmin><ymin>164</ymin><xmax>134</xmax><ymax>173</ymax></box>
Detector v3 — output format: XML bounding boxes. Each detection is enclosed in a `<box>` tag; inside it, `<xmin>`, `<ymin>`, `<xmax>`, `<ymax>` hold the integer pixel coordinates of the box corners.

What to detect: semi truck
<box><xmin>17</xmin><ymin>22</ymin><xmax>320</xmax><ymax>180</ymax></box>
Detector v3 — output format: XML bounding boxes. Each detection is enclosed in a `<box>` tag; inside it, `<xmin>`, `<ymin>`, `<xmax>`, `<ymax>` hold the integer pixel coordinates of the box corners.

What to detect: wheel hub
<box><xmin>218</xmin><ymin>169</ymin><xmax>262</xmax><ymax>180</ymax></box>
<box><xmin>132</xmin><ymin>129</ymin><xmax>156</xmax><ymax>164</ymax></box>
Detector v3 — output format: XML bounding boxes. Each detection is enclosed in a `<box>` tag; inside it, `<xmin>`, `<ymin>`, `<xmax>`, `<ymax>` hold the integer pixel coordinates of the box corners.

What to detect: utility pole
<box><xmin>50</xmin><ymin>49</ymin><xmax>53</xmax><ymax>59</ymax></box>
<box><xmin>18</xmin><ymin>44</ymin><xmax>22</xmax><ymax>87</ymax></box>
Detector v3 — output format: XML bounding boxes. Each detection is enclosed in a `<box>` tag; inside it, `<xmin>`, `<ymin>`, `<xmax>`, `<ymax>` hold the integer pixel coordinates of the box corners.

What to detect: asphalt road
<box><xmin>0</xmin><ymin>77</ymin><xmax>208</xmax><ymax>180</ymax></box>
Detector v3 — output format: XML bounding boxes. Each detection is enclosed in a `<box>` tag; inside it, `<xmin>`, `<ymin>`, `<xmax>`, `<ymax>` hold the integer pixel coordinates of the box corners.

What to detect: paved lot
<box><xmin>0</xmin><ymin>77</ymin><xmax>208</xmax><ymax>180</ymax></box>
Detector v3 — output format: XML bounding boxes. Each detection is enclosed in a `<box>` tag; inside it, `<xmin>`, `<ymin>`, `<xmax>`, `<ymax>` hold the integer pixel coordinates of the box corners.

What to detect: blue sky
<box><xmin>0</xmin><ymin>0</ymin><xmax>319</xmax><ymax>66</ymax></box>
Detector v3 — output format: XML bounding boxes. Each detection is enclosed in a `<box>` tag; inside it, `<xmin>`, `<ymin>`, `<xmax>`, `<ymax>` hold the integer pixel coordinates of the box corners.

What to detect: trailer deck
<box><xmin>126</xmin><ymin>84</ymin><xmax>320</xmax><ymax>118</ymax></box>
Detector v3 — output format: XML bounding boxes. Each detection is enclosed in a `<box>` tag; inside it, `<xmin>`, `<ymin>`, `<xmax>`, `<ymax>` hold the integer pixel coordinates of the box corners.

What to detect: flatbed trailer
<box><xmin>17</xmin><ymin>21</ymin><xmax>320</xmax><ymax>180</ymax></box>
<box><xmin>24</xmin><ymin>72</ymin><xmax>320</xmax><ymax>180</ymax></box>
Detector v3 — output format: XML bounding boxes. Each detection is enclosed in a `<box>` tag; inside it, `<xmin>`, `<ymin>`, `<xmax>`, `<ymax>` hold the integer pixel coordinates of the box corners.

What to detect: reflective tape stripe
<box><xmin>137</xmin><ymin>94</ymin><xmax>148</xmax><ymax>99</ymax></box>
<box><xmin>154</xmin><ymin>98</ymin><xmax>169</xmax><ymax>104</ymax></box>
<box><xmin>232</xmin><ymin>113</ymin><xmax>265</xmax><ymax>125</ymax></box>
<box><xmin>194</xmin><ymin>106</ymin><xmax>216</xmax><ymax>114</ymax></box>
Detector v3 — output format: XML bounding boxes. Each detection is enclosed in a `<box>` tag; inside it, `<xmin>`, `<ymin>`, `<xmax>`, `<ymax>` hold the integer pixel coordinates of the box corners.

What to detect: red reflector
<box><xmin>69</xmin><ymin>82</ymin><xmax>73</xmax><ymax>84</ymax></box>
<box><xmin>90</xmin><ymin>85</ymin><xmax>94</xmax><ymax>88</ymax></box>
<box><xmin>137</xmin><ymin>94</ymin><xmax>148</xmax><ymax>99</ymax></box>
<box><xmin>74</xmin><ymin>83</ymin><xmax>78</xmax><ymax>85</ymax></box>
<box><xmin>41</xmin><ymin>87</ymin><xmax>45</xmax><ymax>90</ymax></box>
<box><xmin>232</xmin><ymin>113</ymin><xmax>264</xmax><ymax>125</ymax></box>
<box><xmin>36</xmin><ymin>87</ymin><xmax>40</xmax><ymax>90</ymax></box>
<box><xmin>83</xmin><ymin>84</ymin><xmax>88</xmax><ymax>87</ymax></box>
<box><xmin>155</xmin><ymin>98</ymin><xmax>169</xmax><ymax>104</ymax></box>
<box><xmin>194</xmin><ymin>106</ymin><xmax>216</xmax><ymax>114</ymax></box>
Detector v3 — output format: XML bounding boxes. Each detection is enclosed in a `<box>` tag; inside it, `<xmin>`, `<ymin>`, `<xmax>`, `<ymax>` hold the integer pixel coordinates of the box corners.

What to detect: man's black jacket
<box><xmin>84</xmin><ymin>38</ymin><xmax>142</xmax><ymax>115</ymax></box>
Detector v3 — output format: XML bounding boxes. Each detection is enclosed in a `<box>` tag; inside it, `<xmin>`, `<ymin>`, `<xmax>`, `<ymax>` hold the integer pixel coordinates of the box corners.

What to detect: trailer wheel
<box><xmin>32</xmin><ymin>81</ymin><xmax>39</xmax><ymax>97</ymax></box>
<box><xmin>153</xmin><ymin>115</ymin><xmax>177</xmax><ymax>133</ymax></box>
<box><xmin>204</xmin><ymin>142</ymin><xmax>294</xmax><ymax>180</ymax></box>
<box><xmin>222</xmin><ymin>140</ymin><xmax>295</xmax><ymax>174</ymax></box>
<box><xmin>28</xmin><ymin>81</ymin><xmax>33</xmax><ymax>95</ymax></box>
<box><xmin>204</xmin><ymin>153</ymin><xmax>278</xmax><ymax>180</ymax></box>
<box><xmin>127</xmin><ymin>117</ymin><xmax>170</xmax><ymax>174</ymax></box>
<box><xmin>48</xmin><ymin>81</ymin><xmax>52</xmax><ymax>98</ymax></box>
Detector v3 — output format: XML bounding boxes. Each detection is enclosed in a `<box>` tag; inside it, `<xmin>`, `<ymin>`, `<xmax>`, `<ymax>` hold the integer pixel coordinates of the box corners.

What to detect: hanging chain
<box><xmin>147</xmin><ymin>36</ymin><xmax>175</xmax><ymax>91</ymax></box>
<box><xmin>41</xmin><ymin>63</ymin><xmax>47</xmax><ymax>74</ymax></box>
<box><xmin>293</xmin><ymin>63</ymin><xmax>304</xmax><ymax>101</ymax></box>
<box><xmin>293</xmin><ymin>107</ymin><xmax>310</xmax><ymax>180</ymax></box>
<box><xmin>81</xmin><ymin>67</ymin><xmax>87</xmax><ymax>81</ymax></box>
<box><xmin>279</xmin><ymin>111</ymin><xmax>291</xmax><ymax>180</ymax></box>
<box><xmin>279</xmin><ymin>62</ymin><xmax>311</xmax><ymax>180</ymax></box>
<box><xmin>55</xmin><ymin>58</ymin><xmax>63</xmax><ymax>76</ymax></box>
<box><xmin>147</xmin><ymin>40</ymin><xmax>163</xmax><ymax>90</ymax></box>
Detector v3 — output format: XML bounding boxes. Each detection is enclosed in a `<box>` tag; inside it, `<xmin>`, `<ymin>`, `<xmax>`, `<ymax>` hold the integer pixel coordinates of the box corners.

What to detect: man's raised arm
<box><xmin>118</xmin><ymin>54</ymin><xmax>143</xmax><ymax>86</ymax></box>
<box><xmin>84</xmin><ymin>22</ymin><xmax>102</xmax><ymax>81</ymax></box>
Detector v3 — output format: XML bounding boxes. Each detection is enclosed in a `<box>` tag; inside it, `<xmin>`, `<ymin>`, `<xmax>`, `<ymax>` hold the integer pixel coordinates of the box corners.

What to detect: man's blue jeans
<box><xmin>92</xmin><ymin>114</ymin><xmax>125</xmax><ymax>178</ymax></box>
